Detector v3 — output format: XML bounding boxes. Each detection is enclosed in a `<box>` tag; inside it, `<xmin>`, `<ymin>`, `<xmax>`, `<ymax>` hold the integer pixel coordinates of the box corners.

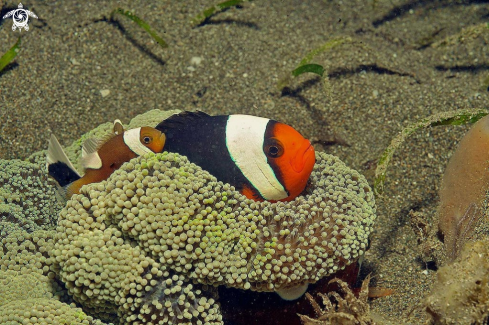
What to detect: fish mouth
<box><xmin>291</xmin><ymin>140</ymin><xmax>315</xmax><ymax>173</ymax></box>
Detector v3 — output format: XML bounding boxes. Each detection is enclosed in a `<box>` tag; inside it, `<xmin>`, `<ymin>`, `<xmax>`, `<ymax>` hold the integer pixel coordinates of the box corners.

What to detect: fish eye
<box><xmin>264</xmin><ymin>138</ymin><xmax>284</xmax><ymax>158</ymax></box>
<box><xmin>143</xmin><ymin>136</ymin><xmax>152</xmax><ymax>144</ymax></box>
<box><xmin>269</xmin><ymin>146</ymin><xmax>279</xmax><ymax>156</ymax></box>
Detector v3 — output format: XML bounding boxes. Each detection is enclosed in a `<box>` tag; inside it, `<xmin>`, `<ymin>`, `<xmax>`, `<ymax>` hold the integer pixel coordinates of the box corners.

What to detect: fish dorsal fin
<box><xmin>81</xmin><ymin>137</ymin><xmax>103</xmax><ymax>169</ymax></box>
<box><xmin>113</xmin><ymin>119</ymin><xmax>124</xmax><ymax>135</ymax></box>
<box><xmin>46</xmin><ymin>134</ymin><xmax>81</xmax><ymax>177</ymax></box>
<box><xmin>156</xmin><ymin>111</ymin><xmax>210</xmax><ymax>133</ymax></box>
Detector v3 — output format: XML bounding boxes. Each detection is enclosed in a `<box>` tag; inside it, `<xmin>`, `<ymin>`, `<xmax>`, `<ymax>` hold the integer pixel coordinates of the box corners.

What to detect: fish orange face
<box><xmin>140</xmin><ymin>127</ymin><xmax>166</xmax><ymax>153</ymax></box>
<box><xmin>265</xmin><ymin>122</ymin><xmax>316</xmax><ymax>201</ymax></box>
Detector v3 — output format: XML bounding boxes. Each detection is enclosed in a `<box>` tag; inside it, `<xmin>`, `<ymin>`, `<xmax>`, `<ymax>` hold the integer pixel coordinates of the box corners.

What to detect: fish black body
<box><xmin>156</xmin><ymin>111</ymin><xmax>316</xmax><ymax>202</ymax></box>
<box><xmin>157</xmin><ymin>111</ymin><xmax>250</xmax><ymax>191</ymax></box>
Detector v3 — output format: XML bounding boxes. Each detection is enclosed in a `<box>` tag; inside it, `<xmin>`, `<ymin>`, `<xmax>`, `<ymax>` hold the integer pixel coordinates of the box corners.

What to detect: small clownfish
<box><xmin>156</xmin><ymin>111</ymin><xmax>316</xmax><ymax>202</ymax></box>
<box><xmin>46</xmin><ymin>120</ymin><xmax>166</xmax><ymax>199</ymax></box>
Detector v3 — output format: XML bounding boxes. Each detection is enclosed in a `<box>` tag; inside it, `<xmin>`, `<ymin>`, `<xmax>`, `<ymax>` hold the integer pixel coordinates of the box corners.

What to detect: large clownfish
<box><xmin>156</xmin><ymin>111</ymin><xmax>316</xmax><ymax>202</ymax></box>
<box><xmin>46</xmin><ymin>120</ymin><xmax>166</xmax><ymax>198</ymax></box>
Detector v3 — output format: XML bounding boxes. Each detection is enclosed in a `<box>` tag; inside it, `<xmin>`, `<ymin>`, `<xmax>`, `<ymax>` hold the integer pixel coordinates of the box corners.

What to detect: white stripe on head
<box><xmin>226</xmin><ymin>115</ymin><xmax>287</xmax><ymax>201</ymax></box>
<box><xmin>124</xmin><ymin>128</ymin><xmax>153</xmax><ymax>156</ymax></box>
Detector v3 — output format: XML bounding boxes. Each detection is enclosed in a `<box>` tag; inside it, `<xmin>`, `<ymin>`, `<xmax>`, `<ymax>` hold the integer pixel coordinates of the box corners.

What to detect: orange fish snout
<box><xmin>290</xmin><ymin>140</ymin><xmax>315</xmax><ymax>174</ymax></box>
<box><xmin>281</xmin><ymin>140</ymin><xmax>315</xmax><ymax>201</ymax></box>
<box><xmin>139</xmin><ymin>127</ymin><xmax>166</xmax><ymax>153</ymax></box>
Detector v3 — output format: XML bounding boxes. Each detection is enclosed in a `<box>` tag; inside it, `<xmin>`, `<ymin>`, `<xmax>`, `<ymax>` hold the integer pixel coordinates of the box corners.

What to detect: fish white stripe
<box><xmin>124</xmin><ymin>128</ymin><xmax>152</xmax><ymax>156</ymax></box>
<box><xmin>226</xmin><ymin>115</ymin><xmax>287</xmax><ymax>201</ymax></box>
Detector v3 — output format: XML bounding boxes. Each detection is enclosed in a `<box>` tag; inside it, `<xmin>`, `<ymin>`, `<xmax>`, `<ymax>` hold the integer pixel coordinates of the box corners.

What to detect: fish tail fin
<box><xmin>52</xmin><ymin>181</ymin><xmax>81</xmax><ymax>202</ymax></box>
<box><xmin>52</xmin><ymin>184</ymin><xmax>69</xmax><ymax>203</ymax></box>
<box><xmin>46</xmin><ymin>134</ymin><xmax>82</xmax><ymax>191</ymax></box>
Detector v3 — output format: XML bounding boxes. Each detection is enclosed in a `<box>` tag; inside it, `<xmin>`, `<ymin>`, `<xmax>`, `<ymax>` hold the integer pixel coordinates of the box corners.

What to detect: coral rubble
<box><xmin>299</xmin><ymin>276</ymin><xmax>374</xmax><ymax>325</ymax></box>
<box><xmin>426</xmin><ymin>237</ymin><xmax>489</xmax><ymax>324</ymax></box>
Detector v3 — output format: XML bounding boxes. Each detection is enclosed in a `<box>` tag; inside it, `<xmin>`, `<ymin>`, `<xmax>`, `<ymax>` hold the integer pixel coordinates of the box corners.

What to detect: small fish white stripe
<box><xmin>124</xmin><ymin>128</ymin><xmax>153</xmax><ymax>156</ymax></box>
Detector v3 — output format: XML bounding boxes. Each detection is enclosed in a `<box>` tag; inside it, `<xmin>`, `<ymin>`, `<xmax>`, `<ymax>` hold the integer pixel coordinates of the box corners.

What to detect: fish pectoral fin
<box><xmin>82</xmin><ymin>152</ymin><xmax>103</xmax><ymax>170</ymax></box>
<box><xmin>81</xmin><ymin>137</ymin><xmax>104</xmax><ymax>169</ymax></box>
<box><xmin>241</xmin><ymin>184</ymin><xmax>263</xmax><ymax>201</ymax></box>
<box><xmin>82</xmin><ymin>137</ymin><xmax>103</xmax><ymax>156</ymax></box>
<box><xmin>276</xmin><ymin>283</ymin><xmax>309</xmax><ymax>301</ymax></box>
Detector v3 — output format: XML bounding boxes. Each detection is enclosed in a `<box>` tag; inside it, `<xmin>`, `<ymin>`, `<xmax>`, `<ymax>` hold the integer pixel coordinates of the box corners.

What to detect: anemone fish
<box><xmin>46</xmin><ymin>120</ymin><xmax>166</xmax><ymax>198</ymax></box>
<box><xmin>156</xmin><ymin>111</ymin><xmax>316</xmax><ymax>202</ymax></box>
